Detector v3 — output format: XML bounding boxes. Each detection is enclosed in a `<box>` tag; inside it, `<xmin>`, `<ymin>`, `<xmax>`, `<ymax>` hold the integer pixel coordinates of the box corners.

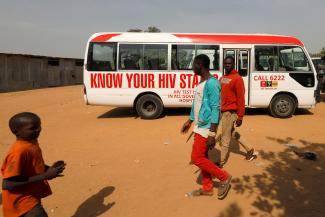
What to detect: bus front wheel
<box><xmin>136</xmin><ymin>94</ymin><xmax>164</xmax><ymax>119</ymax></box>
<box><xmin>269</xmin><ymin>94</ymin><xmax>296</xmax><ymax>118</ymax></box>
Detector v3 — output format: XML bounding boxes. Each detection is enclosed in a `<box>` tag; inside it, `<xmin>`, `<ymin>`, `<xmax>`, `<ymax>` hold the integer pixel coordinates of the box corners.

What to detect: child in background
<box><xmin>1</xmin><ymin>112</ymin><xmax>66</xmax><ymax>217</ymax></box>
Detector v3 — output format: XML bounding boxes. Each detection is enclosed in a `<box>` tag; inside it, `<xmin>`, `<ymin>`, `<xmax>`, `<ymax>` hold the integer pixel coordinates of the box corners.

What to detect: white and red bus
<box><xmin>83</xmin><ymin>32</ymin><xmax>318</xmax><ymax>119</ymax></box>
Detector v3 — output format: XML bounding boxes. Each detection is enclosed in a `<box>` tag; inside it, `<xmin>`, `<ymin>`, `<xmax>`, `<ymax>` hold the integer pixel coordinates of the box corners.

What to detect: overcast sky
<box><xmin>0</xmin><ymin>0</ymin><xmax>324</xmax><ymax>58</ymax></box>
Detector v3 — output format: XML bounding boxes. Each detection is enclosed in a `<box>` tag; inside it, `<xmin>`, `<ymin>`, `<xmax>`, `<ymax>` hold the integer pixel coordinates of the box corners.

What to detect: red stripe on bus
<box><xmin>173</xmin><ymin>34</ymin><xmax>304</xmax><ymax>46</ymax></box>
<box><xmin>91</xmin><ymin>33</ymin><xmax>121</xmax><ymax>42</ymax></box>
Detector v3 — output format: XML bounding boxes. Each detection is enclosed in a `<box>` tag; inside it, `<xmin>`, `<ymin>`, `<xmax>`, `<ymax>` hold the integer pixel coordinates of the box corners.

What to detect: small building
<box><xmin>0</xmin><ymin>53</ymin><xmax>84</xmax><ymax>92</ymax></box>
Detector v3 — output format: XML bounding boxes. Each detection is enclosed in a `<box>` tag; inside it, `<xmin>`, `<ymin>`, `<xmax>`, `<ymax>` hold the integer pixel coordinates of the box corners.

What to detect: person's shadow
<box><xmin>71</xmin><ymin>186</ymin><xmax>115</xmax><ymax>217</ymax></box>
<box><xmin>212</xmin><ymin>135</ymin><xmax>247</xmax><ymax>164</ymax></box>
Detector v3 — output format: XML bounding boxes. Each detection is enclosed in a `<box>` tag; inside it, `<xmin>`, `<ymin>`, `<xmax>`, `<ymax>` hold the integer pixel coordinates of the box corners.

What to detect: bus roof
<box><xmin>89</xmin><ymin>32</ymin><xmax>304</xmax><ymax>47</ymax></box>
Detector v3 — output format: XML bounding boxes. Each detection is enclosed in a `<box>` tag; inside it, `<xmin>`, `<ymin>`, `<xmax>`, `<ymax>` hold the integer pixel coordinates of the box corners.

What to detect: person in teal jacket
<box><xmin>189</xmin><ymin>74</ymin><xmax>220</xmax><ymax>129</ymax></box>
<box><xmin>181</xmin><ymin>54</ymin><xmax>232</xmax><ymax>200</ymax></box>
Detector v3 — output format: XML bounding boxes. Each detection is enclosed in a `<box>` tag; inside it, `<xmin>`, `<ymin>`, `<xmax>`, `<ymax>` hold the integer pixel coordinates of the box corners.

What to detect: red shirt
<box><xmin>220</xmin><ymin>69</ymin><xmax>245</xmax><ymax>119</ymax></box>
<box><xmin>1</xmin><ymin>140</ymin><xmax>52</xmax><ymax>217</ymax></box>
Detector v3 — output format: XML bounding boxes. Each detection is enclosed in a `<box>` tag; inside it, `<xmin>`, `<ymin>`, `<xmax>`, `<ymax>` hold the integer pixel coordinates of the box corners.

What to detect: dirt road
<box><xmin>1</xmin><ymin>86</ymin><xmax>324</xmax><ymax>217</ymax></box>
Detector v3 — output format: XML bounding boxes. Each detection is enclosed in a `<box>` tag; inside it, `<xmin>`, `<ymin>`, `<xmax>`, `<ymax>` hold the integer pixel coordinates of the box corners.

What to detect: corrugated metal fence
<box><xmin>0</xmin><ymin>53</ymin><xmax>83</xmax><ymax>92</ymax></box>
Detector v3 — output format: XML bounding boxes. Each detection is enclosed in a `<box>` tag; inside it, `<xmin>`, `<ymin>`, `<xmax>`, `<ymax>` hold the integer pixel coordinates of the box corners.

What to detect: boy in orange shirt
<box><xmin>1</xmin><ymin>112</ymin><xmax>66</xmax><ymax>217</ymax></box>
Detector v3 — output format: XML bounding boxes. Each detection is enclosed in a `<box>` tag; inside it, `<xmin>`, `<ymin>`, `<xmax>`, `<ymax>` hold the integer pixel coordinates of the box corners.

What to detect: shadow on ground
<box><xmin>245</xmin><ymin>108</ymin><xmax>313</xmax><ymax>116</ymax></box>
<box><xmin>98</xmin><ymin>108</ymin><xmax>138</xmax><ymax>119</ymax></box>
<box><xmin>216</xmin><ymin>202</ymin><xmax>243</xmax><ymax>217</ymax></box>
<box><xmin>320</xmin><ymin>92</ymin><xmax>325</xmax><ymax>103</ymax></box>
<box><xmin>294</xmin><ymin>108</ymin><xmax>313</xmax><ymax>115</ymax></box>
<box><xmin>164</xmin><ymin>107</ymin><xmax>191</xmax><ymax>117</ymax></box>
<box><xmin>231</xmin><ymin>137</ymin><xmax>325</xmax><ymax>217</ymax></box>
<box><xmin>71</xmin><ymin>186</ymin><xmax>115</xmax><ymax>217</ymax></box>
<box><xmin>97</xmin><ymin>107</ymin><xmax>191</xmax><ymax>119</ymax></box>
<box><xmin>97</xmin><ymin>107</ymin><xmax>313</xmax><ymax>119</ymax></box>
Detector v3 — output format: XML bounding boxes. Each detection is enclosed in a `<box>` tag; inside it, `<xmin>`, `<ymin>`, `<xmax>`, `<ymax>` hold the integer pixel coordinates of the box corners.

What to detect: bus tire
<box><xmin>136</xmin><ymin>94</ymin><xmax>164</xmax><ymax>119</ymax></box>
<box><xmin>269</xmin><ymin>94</ymin><xmax>296</xmax><ymax>118</ymax></box>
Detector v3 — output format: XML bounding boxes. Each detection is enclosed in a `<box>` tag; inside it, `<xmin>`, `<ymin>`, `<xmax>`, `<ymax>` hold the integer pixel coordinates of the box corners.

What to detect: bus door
<box><xmin>222</xmin><ymin>45</ymin><xmax>252</xmax><ymax>106</ymax></box>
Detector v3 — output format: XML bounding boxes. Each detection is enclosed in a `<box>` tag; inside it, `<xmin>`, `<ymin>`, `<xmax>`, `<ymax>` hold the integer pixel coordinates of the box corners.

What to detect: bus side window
<box><xmin>172</xmin><ymin>45</ymin><xmax>195</xmax><ymax>70</ymax></box>
<box><xmin>254</xmin><ymin>46</ymin><xmax>278</xmax><ymax>71</ymax></box>
<box><xmin>278</xmin><ymin>55</ymin><xmax>287</xmax><ymax>71</ymax></box>
<box><xmin>268</xmin><ymin>57</ymin><xmax>274</xmax><ymax>71</ymax></box>
<box><xmin>88</xmin><ymin>42</ymin><xmax>117</xmax><ymax>71</ymax></box>
<box><xmin>213</xmin><ymin>49</ymin><xmax>219</xmax><ymax>70</ymax></box>
<box><xmin>144</xmin><ymin>44</ymin><xmax>168</xmax><ymax>70</ymax></box>
<box><xmin>279</xmin><ymin>46</ymin><xmax>311</xmax><ymax>72</ymax></box>
<box><xmin>196</xmin><ymin>45</ymin><xmax>220</xmax><ymax>70</ymax></box>
<box><xmin>171</xmin><ymin>44</ymin><xmax>219</xmax><ymax>70</ymax></box>
<box><xmin>172</xmin><ymin>59</ymin><xmax>179</xmax><ymax>70</ymax></box>
<box><xmin>238</xmin><ymin>50</ymin><xmax>248</xmax><ymax>76</ymax></box>
<box><xmin>255</xmin><ymin>56</ymin><xmax>265</xmax><ymax>71</ymax></box>
<box><xmin>95</xmin><ymin>61</ymin><xmax>112</xmax><ymax>71</ymax></box>
<box><xmin>119</xmin><ymin>44</ymin><xmax>142</xmax><ymax>70</ymax></box>
<box><xmin>171</xmin><ymin>49</ymin><xmax>179</xmax><ymax>70</ymax></box>
<box><xmin>124</xmin><ymin>59</ymin><xmax>137</xmax><ymax>70</ymax></box>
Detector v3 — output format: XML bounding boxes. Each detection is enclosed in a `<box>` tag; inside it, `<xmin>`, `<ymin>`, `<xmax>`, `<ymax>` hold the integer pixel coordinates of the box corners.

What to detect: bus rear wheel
<box><xmin>136</xmin><ymin>94</ymin><xmax>164</xmax><ymax>119</ymax></box>
<box><xmin>269</xmin><ymin>94</ymin><xmax>296</xmax><ymax>118</ymax></box>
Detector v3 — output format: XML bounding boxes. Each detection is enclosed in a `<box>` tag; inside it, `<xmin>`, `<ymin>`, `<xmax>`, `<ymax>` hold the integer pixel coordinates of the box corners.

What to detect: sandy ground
<box><xmin>0</xmin><ymin>85</ymin><xmax>324</xmax><ymax>217</ymax></box>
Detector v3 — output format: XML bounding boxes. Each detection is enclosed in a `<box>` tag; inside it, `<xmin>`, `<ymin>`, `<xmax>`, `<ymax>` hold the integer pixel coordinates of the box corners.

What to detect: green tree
<box><xmin>320</xmin><ymin>47</ymin><xmax>325</xmax><ymax>57</ymax></box>
<box><xmin>127</xmin><ymin>26</ymin><xmax>161</xmax><ymax>33</ymax></box>
<box><xmin>144</xmin><ymin>26</ymin><xmax>161</xmax><ymax>33</ymax></box>
<box><xmin>311</xmin><ymin>47</ymin><xmax>325</xmax><ymax>57</ymax></box>
<box><xmin>127</xmin><ymin>28</ymin><xmax>143</xmax><ymax>32</ymax></box>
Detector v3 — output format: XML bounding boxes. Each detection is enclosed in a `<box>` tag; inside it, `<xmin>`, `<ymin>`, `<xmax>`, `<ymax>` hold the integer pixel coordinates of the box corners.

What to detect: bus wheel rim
<box><xmin>143</xmin><ymin>101</ymin><xmax>156</xmax><ymax>114</ymax></box>
<box><xmin>276</xmin><ymin>99</ymin><xmax>290</xmax><ymax>113</ymax></box>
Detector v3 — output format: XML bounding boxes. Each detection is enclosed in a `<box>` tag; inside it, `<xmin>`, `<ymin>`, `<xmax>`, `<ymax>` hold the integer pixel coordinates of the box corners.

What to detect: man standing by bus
<box><xmin>219</xmin><ymin>56</ymin><xmax>255</xmax><ymax>167</ymax></box>
<box><xmin>181</xmin><ymin>54</ymin><xmax>232</xmax><ymax>200</ymax></box>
